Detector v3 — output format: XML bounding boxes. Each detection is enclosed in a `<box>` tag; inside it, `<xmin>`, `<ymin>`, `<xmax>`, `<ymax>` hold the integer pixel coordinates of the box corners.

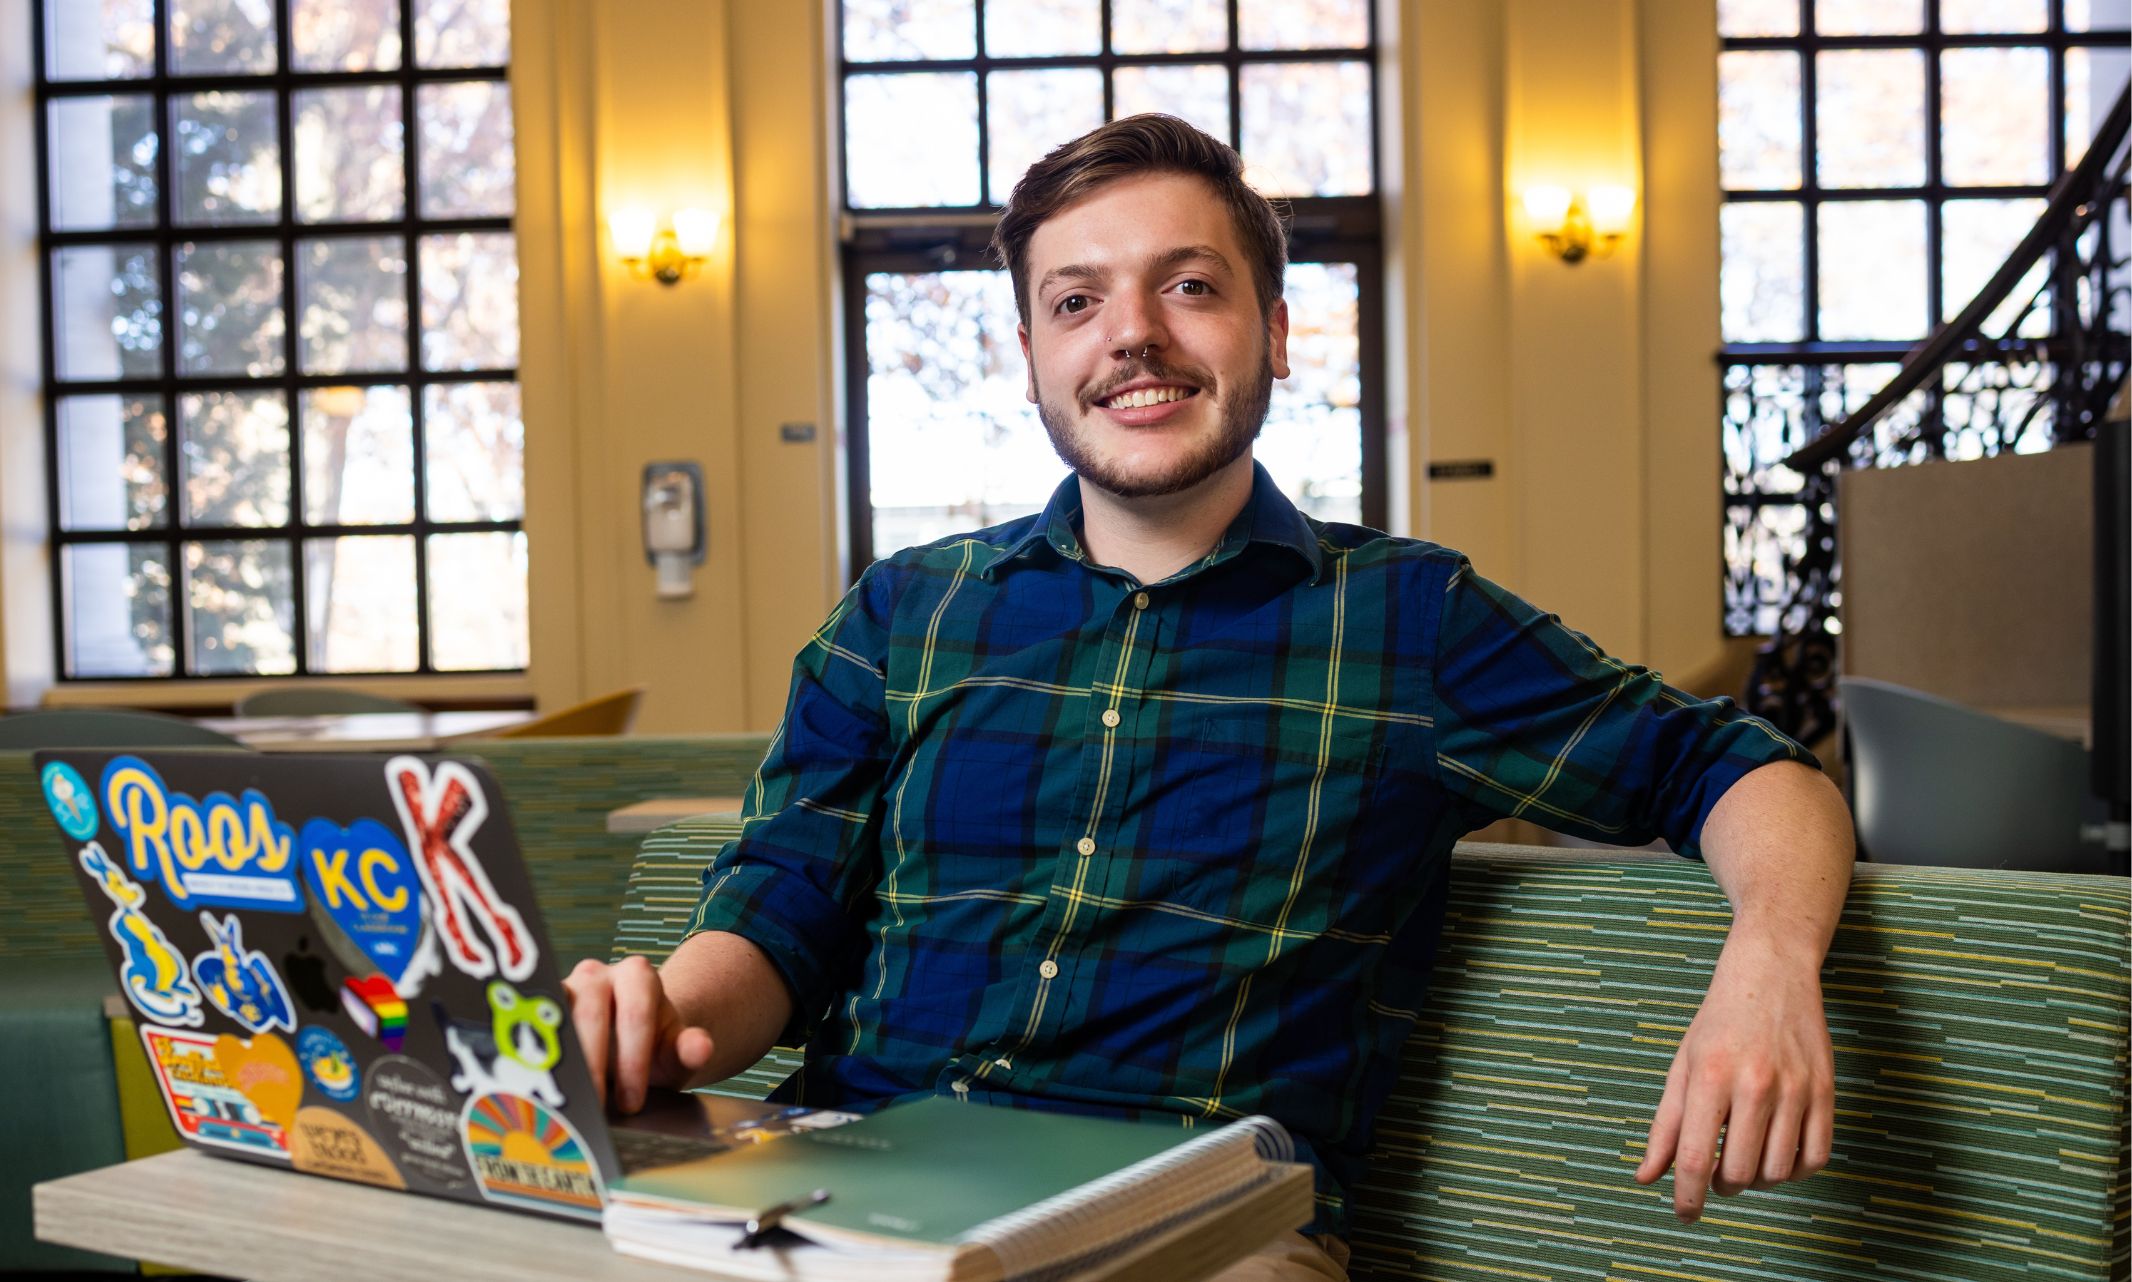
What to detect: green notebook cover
<box><xmin>613</xmin><ymin>1097</ymin><xmax>1207</xmax><ymax>1246</ymax></box>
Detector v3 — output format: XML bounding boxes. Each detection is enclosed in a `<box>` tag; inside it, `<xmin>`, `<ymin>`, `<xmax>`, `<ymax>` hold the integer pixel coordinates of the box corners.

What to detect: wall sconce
<box><xmin>1522</xmin><ymin>185</ymin><xmax>1637</xmax><ymax>264</ymax></box>
<box><xmin>608</xmin><ymin>206</ymin><xmax>718</xmax><ymax>285</ymax></box>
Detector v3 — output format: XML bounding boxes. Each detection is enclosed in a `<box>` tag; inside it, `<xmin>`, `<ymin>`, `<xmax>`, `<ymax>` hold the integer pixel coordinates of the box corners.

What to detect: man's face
<box><xmin>1017</xmin><ymin>172</ymin><xmax>1289</xmax><ymax>500</ymax></box>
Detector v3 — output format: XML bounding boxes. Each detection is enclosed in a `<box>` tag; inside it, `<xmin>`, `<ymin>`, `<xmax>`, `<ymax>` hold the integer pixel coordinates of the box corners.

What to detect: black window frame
<box><xmin>1718</xmin><ymin>0</ymin><xmax>2130</xmax><ymax>637</ymax></box>
<box><xmin>32</xmin><ymin>0</ymin><xmax>524</xmax><ymax>681</ymax></box>
<box><xmin>836</xmin><ymin>0</ymin><xmax>1388</xmax><ymax>574</ymax></box>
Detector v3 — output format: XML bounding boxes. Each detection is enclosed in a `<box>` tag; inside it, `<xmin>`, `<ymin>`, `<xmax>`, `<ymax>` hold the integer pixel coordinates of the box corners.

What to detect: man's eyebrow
<box><xmin>1035</xmin><ymin>245</ymin><xmax>1237</xmax><ymax>301</ymax></box>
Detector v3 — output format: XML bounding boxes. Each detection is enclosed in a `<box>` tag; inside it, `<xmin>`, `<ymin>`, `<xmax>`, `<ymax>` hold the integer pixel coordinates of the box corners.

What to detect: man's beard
<box><xmin>1034</xmin><ymin>345</ymin><xmax>1275</xmax><ymax>500</ymax></box>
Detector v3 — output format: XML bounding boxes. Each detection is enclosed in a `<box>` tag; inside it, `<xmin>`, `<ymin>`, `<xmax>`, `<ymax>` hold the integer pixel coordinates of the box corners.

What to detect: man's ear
<box><xmin>1019</xmin><ymin>322</ymin><xmax>1037</xmax><ymax>403</ymax></box>
<box><xmin>1267</xmin><ymin>297</ymin><xmax>1291</xmax><ymax>381</ymax></box>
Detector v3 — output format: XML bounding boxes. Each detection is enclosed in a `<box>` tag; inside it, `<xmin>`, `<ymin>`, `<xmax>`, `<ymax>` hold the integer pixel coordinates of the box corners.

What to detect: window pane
<box><xmin>863</xmin><ymin>270</ymin><xmax>1050</xmax><ymax>557</ymax></box>
<box><xmin>414</xmin><ymin>0</ymin><xmax>508</xmax><ymax>67</ymax></box>
<box><xmin>172</xmin><ymin>90</ymin><xmax>282</xmax><ymax>225</ymax></box>
<box><xmin>52</xmin><ymin>243</ymin><xmax>163</xmax><ymax>381</ymax></box>
<box><xmin>1815</xmin><ymin>0</ymin><xmax>1922</xmax><ymax>33</ymax></box>
<box><xmin>424</xmin><ymin>382</ymin><xmax>524</xmax><ymax>522</ymax></box>
<box><xmin>1110</xmin><ymin>0</ymin><xmax>1226</xmax><ymax>53</ymax></box>
<box><xmin>1939</xmin><ymin>0</ymin><xmax>2047</xmax><ymax>32</ymax></box>
<box><xmin>170</xmin><ymin>0</ymin><xmax>277</xmax><ymax>74</ymax></box>
<box><xmin>1815</xmin><ymin>50</ymin><xmax>1925</xmax><ymax>189</ymax></box>
<box><xmin>1718</xmin><ymin>0</ymin><xmax>1800</xmax><ymax>36</ymax></box>
<box><xmin>185</xmin><ymin>539</ymin><xmax>295</xmax><ymax>675</ymax></box>
<box><xmin>984</xmin><ymin>0</ymin><xmax>1098</xmax><ymax>56</ymax></box>
<box><xmin>178</xmin><ymin>389</ymin><xmax>290</xmax><ymax>526</ymax></box>
<box><xmin>419</xmin><ymin>233</ymin><xmax>520</xmax><ymax>370</ymax></box>
<box><xmin>58</xmin><ymin>394</ymin><xmax>169</xmax><ymax>532</ymax></box>
<box><xmin>845</xmin><ymin>73</ymin><xmax>980</xmax><ymax>208</ymax></box>
<box><xmin>294</xmin><ymin>86</ymin><xmax>405</xmax><ymax>222</ymax></box>
<box><xmin>1240</xmin><ymin>61</ymin><xmax>1371</xmax><ymax>196</ymax></box>
<box><xmin>1239</xmin><ymin>0</ymin><xmax>1367</xmax><ymax>50</ymax></box>
<box><xmin>176</xmin><ymin>239</ymin><xmax>285</xmax><ymax>376</ymax></box>
<box><xmin>63</xmin><ymin>544</ymin><xmax>173</xmax><ymax>677</ymax></box>
<box><xmin>48</xmin><ymin>96</ymin><xmax>159</xmax><ymax>231</ymax></box>
<box><xmin>292</xmin><ymin>0</ymin><xmax>402</xmax><ymax>71</ymax></box>
<box><xmin>1112</xmin><ymin>64</ymin><xmax>1230</xmax><ymax>143</ymax></box>
<box><xmin>2065</xmin><ymin>0</ymin><xmax>2132</xmax><ymax>29</ymax></box>
<box><xmin>987</xmin><ymin>69</ymin><xmax>1106</xmax><ymax>205</ymax></box>
<box><xmin>842</xmin><ymin>0</ymin><xmax>974</xmax><ymax>60</ymax></box>
<box><xmin>428</xmin><ymin>532</ymin><xmax>528</xmax><ymax>670</ymax></box>
<box><xmin>1721</xmin><ymin>202</ymin><xmax>1806</xmax><ymax>342</ymax></box>
<box><xmin>44</xmin><ymin>0</ymin><xmax>156</xmax><ymax>80</ymax></box>
<box><xmin>300</xmin><ymin>236</ymin><xmax>409</xmax><ymax>374</ymax></box>
<box><xmin>1942</xmin><ymin>198</ymin><xmax>2050</xmax><ymax>334</ymax></box>
<box><xmin>1941</xmin><ymin>47</ymin><xmax>2049</xmax><ymax>187</ymax></box>
<box><xmin>2066</xmin><ymin>46</ymin><xmax>2131</xmax><ymax>168</ymax></box>
<box><xmin>1818</xmin><ymin>200</ymin><xmax>1928</xmax><ymax>340</ymax></box>
<box><xmin>418</xmin><ymin>81</ymin><xmax>516</xmax><ymax>218</ymax></box>
<box><xmin>306</xmin><ymin>536</ymin><xmax>418</xmax><ymax>672</ymax></box>
<box><xmin>302</xmin><ymin>385</ymin><xmax>414</xmax><ymax>524</ymax></box>
<box><xmin>1718</xmin><ymin>52</ymin><xmax>1801</xmax><ymax>190</ymax></box>
<box><xmin>1258</xmin><ymin>262</ymin><xmax>1361</xmax><ymax>525</ymax></box>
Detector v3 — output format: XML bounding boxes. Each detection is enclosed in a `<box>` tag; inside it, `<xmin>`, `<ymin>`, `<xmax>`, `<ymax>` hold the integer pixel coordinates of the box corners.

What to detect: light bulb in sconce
<box><xmin>1522</xmin><ymin>185</ymin><xmax>1574</xmax><ymax>229</ymax></box>
<box><xmin>672</xmin><ymin>207</ymin><xmax>719</xmax><ymax>258</ymax></box>
<box><xmin>609</xmin><ymin>205</ymin><xmax>713</xmax><ymax>285</ymax></box>
<box><xmin>1522</xmin><ymin>184</ymin><xmax>1636</xmax><ymax>265</ymax></box>
<box><xmin>1587</xmin><ymin>185</ymin><xmax>1637</xmax><ymax>237</ymax></box>
<box><xmin>608</xmin><ymin>206</ymin><xmax>658</xmax><ymax>260</ymax></box>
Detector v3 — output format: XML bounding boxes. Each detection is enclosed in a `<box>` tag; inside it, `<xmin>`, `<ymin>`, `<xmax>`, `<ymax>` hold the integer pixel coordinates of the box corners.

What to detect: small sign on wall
<box><xmin>1427</xmin><ymin>459</ymin><xmax>1495</xmax><ymax>481</ymax></box>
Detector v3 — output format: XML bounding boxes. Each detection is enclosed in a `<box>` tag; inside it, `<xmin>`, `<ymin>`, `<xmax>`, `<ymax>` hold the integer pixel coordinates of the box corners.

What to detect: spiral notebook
<box><xmin>602</xmin><ymin>1097</ymin><xmax>1315</xmax><ymax>1282</ymax></box>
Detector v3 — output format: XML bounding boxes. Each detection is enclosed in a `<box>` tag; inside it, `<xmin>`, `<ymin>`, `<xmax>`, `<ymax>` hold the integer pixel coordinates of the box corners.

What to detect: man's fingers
<box><xmin>1635</xmin><ymin>1060</ymin><xmax>1689</xmax><ymax>1185</ymax></box>
<box><xmin>1799</xmin><ymin>1079</ymin><xmax>1835</xmax><ymax>1176</ymax></box>
<box><xmin>564</xmin><ymin>958</ymin><xmax>613</xmax><ymax>1107</ymax></box>
<box><xmin>1671</xmin><ymin>1077</ymin><xmax>1729</xmax><ymax>1223</ymax></box>
<box><xmin>609</xmin><ymin>955</ymin><xmax>660</xmax><ymax>1114</ymax></box>
<box><xmin>1713</xmin><ymin>1070</ymin><xmax>1776</xmax><ymax>1197</ymax></box>
<box><xmin>1753</xmin><ymin>1091</ymin><xmax>1807</xmax><ymax>1189</ymax></box>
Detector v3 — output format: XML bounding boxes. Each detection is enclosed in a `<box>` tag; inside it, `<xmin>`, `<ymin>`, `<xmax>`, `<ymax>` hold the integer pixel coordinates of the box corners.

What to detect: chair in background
<box><xmin>481</xmin><ymin>686</ymin><xmax>644</xmax><ymax>738</ymax></box>
<box><xmin>1840</xmin><ymin>676</ymin><xmax>2108</xmax><ymax>873</ymax></box>
<box><xmin>0</xmin><ymin>709</ymin><xmax>245</xmax><ymax>749</ymax></box>
<box><xmin>234</xmin><ymin>687</ymin><xmax>422</xmax><ymax>716</ymax></box>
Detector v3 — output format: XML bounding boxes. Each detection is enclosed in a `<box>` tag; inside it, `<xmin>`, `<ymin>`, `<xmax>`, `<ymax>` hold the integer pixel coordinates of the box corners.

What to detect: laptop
<box><xmin>34</xmin><ymin>747</ymin><xmax>843</xmax><ymax>1222</ymax></box>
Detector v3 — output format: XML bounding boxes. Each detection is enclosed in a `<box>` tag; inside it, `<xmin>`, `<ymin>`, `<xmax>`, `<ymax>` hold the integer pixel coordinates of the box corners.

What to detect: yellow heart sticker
<box><xmin>213</xmin><ymin>1031</ymin><xmax>302</xmax><ymax>1128</ymax></box>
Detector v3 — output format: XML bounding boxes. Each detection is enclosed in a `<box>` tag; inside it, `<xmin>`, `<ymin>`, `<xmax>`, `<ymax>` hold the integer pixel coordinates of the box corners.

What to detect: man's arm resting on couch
<box><xmin>564</xmin><ymin>930</ymin><xmax>796</xmax><ymax>1114</ymax></box>
<box><xmin>1634</xmin><ymin>759</ymin><xmax>1855</xmax><ymax>1222</ymax></box>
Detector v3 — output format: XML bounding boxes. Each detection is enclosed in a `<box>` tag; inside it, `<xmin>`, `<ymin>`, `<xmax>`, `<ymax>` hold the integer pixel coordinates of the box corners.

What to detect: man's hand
<box><xmin>563</xmin><ymin>955</ymin><xmax>716</xmax><ymax>1114</ymax></box>
<box><xmin>1633</xmin><ymin>936</ymin><xmax>1836</xmax><ymax>1221</ymax></box>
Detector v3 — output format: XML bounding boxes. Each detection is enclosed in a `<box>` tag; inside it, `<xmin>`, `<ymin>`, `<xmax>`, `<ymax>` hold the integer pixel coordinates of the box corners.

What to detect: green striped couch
<box><xmin>617</xmin><ymin>820</ymin><xmax>2131</xmax><ymax>1282</ymax></box>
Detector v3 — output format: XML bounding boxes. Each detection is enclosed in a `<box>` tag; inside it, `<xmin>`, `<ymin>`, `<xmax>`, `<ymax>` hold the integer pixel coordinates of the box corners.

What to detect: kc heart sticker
<box><xmin>300</xmin><ymin>817</ymin><xmax>429</xmax><ymax>991</ymax></box>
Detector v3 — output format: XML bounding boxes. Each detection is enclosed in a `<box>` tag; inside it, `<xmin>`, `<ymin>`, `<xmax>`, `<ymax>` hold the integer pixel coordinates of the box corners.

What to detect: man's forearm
<box><xmin>1699</xmin><ymin>760</ymin><xmax>1855</xmax><ymax>960</ymax></box>
<box><xmin>660</xmin><ymin>929</ymin><xmax>797</xmax><ymax>1085</ymax></box>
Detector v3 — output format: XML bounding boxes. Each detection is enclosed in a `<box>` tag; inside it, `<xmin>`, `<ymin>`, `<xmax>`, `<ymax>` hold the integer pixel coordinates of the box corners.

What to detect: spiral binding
<box><xmin>965</xmin><ymin>1114</ymin><xmax>1295</xmax><ymax>1282</ymax></box>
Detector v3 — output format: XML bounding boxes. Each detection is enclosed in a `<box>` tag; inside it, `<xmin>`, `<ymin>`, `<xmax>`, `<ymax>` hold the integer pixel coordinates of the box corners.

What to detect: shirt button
<box><xmin>1101</xmin><ymin>708</ymin><xmax>1121</xmax><ymax>728</ymax></box>
<box><xmin>1076</xmin><ymin>837</ymin><xmax>1096</xmax><ymax>856</ymax></box>
<box><xmin>1039</xmin><ymin>959</ymin><xmax>1059</xmax><ymax>980</ymax></box>
<box><xmin>1133</xmin><ymin>591</ymin><xmax>1150</xmax><ymax>610</ymax></box>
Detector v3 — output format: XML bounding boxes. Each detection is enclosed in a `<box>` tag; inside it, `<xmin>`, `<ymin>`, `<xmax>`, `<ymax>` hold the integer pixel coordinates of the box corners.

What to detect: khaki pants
<box><xmin>1204</xmin><ymin>1232</ymin><xmax>1351</xmax><ymax>1281</ymax></box>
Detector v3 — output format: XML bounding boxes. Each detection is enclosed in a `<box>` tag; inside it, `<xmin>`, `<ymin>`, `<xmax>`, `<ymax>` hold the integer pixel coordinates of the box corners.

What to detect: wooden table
<box><xmin>36</xmin><ymin>1149</ymin><xmax>1312</xmax><ymax>1281</ymax></box>
<box><xmin>195</xmin><ymin>710</ymin><xmax>537</xmax><ymax>752</ymax></box>
<box><xmin>606</xmin><ymin>797</ymin><xmax>746</xmax><ymax>833</ymax></box>
<box><xmin>1980</xmin><ymin>704</ymin><xmax>2092</xmax><ymax>747</ymax></box>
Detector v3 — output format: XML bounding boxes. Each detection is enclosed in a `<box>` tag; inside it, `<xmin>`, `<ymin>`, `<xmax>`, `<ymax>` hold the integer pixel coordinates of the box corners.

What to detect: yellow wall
<box><xmin>8</xmin><ymin>0</ymin><xmax>1739</xmax><ymax>724</ymax></box>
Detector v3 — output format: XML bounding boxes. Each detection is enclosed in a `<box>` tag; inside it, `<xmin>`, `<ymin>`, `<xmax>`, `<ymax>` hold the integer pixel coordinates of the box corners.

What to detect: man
<box><xmin>565</xmin><ymin>115</ymin><xmax>1854</xmax><ymax>1281</ymax></box>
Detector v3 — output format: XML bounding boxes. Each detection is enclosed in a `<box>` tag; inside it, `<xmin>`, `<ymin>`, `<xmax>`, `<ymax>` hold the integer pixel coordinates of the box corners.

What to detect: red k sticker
<box><xmin>384</xmin><ymin>757</ymin><xmax>535</xmax><ymax>983</ymax></box>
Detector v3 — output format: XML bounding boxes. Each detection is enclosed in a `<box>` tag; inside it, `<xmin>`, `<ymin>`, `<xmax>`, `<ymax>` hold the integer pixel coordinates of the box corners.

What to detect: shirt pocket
<box><xmin>1183</xmin><ymin>710</ymin><xmax>1385</xmax><ymax>838</ymax></box>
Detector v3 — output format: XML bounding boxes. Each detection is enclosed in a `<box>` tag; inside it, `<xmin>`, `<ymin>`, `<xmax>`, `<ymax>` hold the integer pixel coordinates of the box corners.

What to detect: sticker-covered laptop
<box><xmin>34</xmin><ymin>748</ymin><xmax>846</xmax><ymax>1223</ymax></box>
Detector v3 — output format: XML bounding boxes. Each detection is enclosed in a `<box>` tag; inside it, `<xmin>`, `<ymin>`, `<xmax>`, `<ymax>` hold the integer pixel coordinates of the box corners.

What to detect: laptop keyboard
<box><xmin>612</xmin><ymin>1126</ymin><xmax>723</xmax><ymax>1174</ymax></box>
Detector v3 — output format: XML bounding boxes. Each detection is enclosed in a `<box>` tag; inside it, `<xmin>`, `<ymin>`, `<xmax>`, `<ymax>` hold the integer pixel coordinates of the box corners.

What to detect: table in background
<box><xmin>195</xmin><ymin>710</ymin><xmax>536</xmax><ymax>752</ymax></box>
<box><xmin>605</xmin><ymin>797</ymin><xmax>746</xmax><ymax>833</ymax></box>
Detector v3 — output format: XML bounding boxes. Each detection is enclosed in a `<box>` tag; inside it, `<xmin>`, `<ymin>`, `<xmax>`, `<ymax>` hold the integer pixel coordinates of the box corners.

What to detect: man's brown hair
<box><xmin>992</xmin><ymin>113</ymin><xmax>1289</xmax><ymax>327</ymax></box>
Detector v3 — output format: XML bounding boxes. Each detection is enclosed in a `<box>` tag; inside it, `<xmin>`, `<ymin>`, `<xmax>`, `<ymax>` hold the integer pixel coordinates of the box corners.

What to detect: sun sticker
<box><xmin>459</xmin><ymin>1092</ymin><xmax>604</xmax><ymax>1219</ymax></box>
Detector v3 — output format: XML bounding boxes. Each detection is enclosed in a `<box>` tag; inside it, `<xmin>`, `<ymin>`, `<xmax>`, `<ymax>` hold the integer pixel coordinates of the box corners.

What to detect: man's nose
<box><xmin>1107</xmin><ymin>289</ymin><xmax>1168</xmax><ymax>359</ymax></box>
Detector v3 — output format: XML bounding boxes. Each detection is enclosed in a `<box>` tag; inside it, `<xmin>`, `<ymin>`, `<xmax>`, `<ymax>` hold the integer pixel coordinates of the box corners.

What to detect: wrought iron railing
<box><xmin>1741</xmin><ymin>86</ymin><xmax>2131</xmax><ymax>748</ymax></box>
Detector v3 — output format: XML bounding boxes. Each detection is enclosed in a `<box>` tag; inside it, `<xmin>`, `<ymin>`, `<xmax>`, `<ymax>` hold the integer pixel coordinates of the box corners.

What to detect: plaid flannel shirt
<box><xmin>687</xmin><ymin>463</ymin><xmax>1811</xmax><ymax>1233</ymax></box>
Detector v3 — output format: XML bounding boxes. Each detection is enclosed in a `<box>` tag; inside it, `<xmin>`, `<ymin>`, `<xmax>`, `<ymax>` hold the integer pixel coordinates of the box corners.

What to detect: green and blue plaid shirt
<box><xmin>688</xmin><ymin>463</ymin><xmax>1810</xmax><ymax>1232</ymax></box>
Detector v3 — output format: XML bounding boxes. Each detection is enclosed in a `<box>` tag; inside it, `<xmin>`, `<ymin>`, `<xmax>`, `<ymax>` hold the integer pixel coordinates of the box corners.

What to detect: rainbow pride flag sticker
<box><xmin>342</xmin><ymin>975</ymin><xmax>409</xmax><ymax>1051</ymax></box>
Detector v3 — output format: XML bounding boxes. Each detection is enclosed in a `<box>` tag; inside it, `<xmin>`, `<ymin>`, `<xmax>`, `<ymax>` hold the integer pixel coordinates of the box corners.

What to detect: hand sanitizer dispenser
<box><xmin>642</xmin><ymin>462</ymin><xmax>706</xmax><ymax>599</ymax></box>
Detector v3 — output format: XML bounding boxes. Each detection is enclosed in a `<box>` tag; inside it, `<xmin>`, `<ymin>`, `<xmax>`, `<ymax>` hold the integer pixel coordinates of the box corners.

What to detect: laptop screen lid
<box><xmin>35</xmin><ymin>747</ymin><xmax>635</xmax><ymax>1222</ymax></box>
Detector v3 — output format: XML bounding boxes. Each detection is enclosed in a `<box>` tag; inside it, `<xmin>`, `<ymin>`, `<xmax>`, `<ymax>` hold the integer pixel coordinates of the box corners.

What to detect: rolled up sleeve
<box><xmin>1428</xmin><ymin>557</ymin><xmax>1815</xmax><ymax>858</ymax></box>
<box><xmin>685</xmin><ymin>565</ymin><xmax>896</xmax><ymax>1038</ymax></box>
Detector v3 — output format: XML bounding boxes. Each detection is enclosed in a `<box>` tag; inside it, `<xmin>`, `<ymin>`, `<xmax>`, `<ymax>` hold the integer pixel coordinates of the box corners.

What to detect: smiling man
<box><xmin>565</xmin><ymin>115</ymin><xmax>1855</xmax><ymax>1281</ymax></box>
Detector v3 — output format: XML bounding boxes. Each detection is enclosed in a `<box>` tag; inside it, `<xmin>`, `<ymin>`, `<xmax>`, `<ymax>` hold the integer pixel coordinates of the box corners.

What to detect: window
<box><xmin>1716</xmin><ymin>0</ymin><xmax>2129</xmax><ymax>635</ymax></box>
<box><xmin>35</xmin><ymin>0</ymin><xmax>526</xmax><ymax>679</ymax></box>
<box><xmin>837</xmin><ymin>0</ymin><xmax>1385</xmax><ymax>567</ymax></box>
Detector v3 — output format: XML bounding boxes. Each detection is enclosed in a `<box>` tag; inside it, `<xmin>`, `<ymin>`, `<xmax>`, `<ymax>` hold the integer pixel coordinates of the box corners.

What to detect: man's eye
<box><xmin>1057</xmin><ymin>294</ymin><xmax>1089</xmax><ymax>315</ymax></box>
<box><xmin>1177</xmin><ymin>280</ymin><xmax>1209</xmax><ymax>296</ymax></box>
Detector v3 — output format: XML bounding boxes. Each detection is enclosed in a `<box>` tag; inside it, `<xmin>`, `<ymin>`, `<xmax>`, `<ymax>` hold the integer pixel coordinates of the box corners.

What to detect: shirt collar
<box><xmin>980</xmin><ymin>462</ymin><xmax>1325</xmax><ymax>585</ymax></box>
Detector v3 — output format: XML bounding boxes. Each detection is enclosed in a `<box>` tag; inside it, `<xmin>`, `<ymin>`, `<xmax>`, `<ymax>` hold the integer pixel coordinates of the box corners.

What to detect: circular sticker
<box><xmin>461</xmin><ymin>1091</ymin><xmax>604</xmax><ymax>1220</ymax></box>
<box><xmin>41</xmin><ymin>761</ymin><xmax>99</xmax><ymax>840</ymax></box>
<box><xmin>365</xmin><ymin>1056</ymin><xmax>473</xmax><ymax>1193</ymax></box>
<box><xmin>297</xmin><ymin>1026</ymin><xmax>361</xmax><ymax>1102</ymax></box>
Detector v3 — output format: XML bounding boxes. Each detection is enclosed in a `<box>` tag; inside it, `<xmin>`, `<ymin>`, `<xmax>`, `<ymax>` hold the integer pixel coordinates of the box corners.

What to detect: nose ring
<box><xmin>1140</xmin><ymin>344</ymin><xmax>1153</xmax><ymax>359</ymax></box>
